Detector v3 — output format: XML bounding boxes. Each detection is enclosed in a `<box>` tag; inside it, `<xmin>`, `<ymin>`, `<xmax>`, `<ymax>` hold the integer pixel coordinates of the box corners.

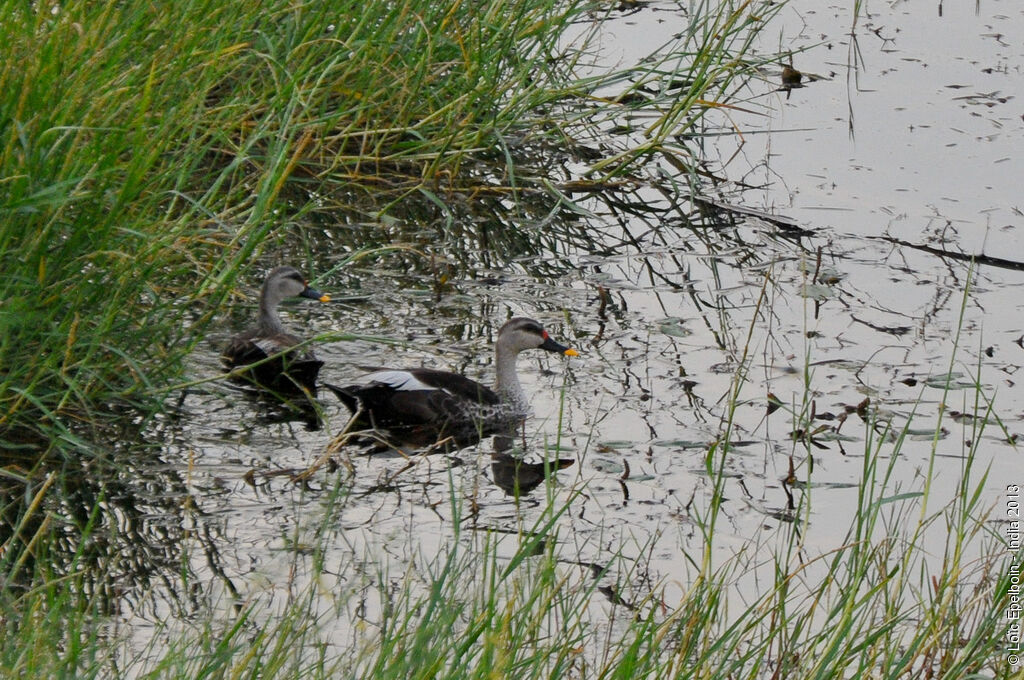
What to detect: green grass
<box><xmin>7</xmin><ymin>1</ymin><xmax>1009</xmax><ymax>679</ymax></box>
<box><xmin>0</xmin><ymin>0</ymin><xmax>782</xmax><ymax>453</ymax></box>
<box><xmin>1</xmin><ymin>377</ymin><xmax>1009</xmax><ymax>678</ymax></box>
<box><xmin>0</xmin><ymin>266</ymin><xmax>1013</xmax><ymax>678</ymax></box>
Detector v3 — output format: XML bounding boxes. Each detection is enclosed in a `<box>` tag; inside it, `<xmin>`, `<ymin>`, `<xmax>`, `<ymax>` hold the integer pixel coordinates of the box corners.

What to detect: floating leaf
<box><xmin>924</xmin><ymin>372</ymin><xmax>977</xmax><ymax>389</ymax></box>
<box><xmin>592</xmin><ymin>458</ymin><xmax>625</xmax><ymax>474</ymax></box>
<box><xmin>801</xmin><ymin>283</ymin><xmax>835</xmax><ymax>301</ymax></box>
<box><xmin>598</xmin><ymin>440</ymin><xmax>636</xmax><ymax>450</ymax></box>
<box><xmin>825</xmin><ymin>359</ymin><xmax>868</xmax><ymax>371</ymax></box>
<box><xmin>910</xmin><ymin>427</ymin><xmax>949</xmax><ymax>441</ymax></box>
<box><xmin>811</xmin><ymin>431</ymin><xmax>859</xmax><ymax>443</ymax></box>
<box><xmin>652</xmin><ymin>439</ymin><xmax>707</xmax><ymax>449</ymax></box>
<box><xmin>816</xmin><ymin>266</ymin><xmax>844</xmax><ymax>285</ymax></box>
<box><xmin>656</xmin><ymin>317</ymin><xmax>691</xmax><ymax>337</ymax></box>
<box><xmin>787</xmin><ymin>480</ymin><xmax>860</xmax><ymax>490</ymax></box>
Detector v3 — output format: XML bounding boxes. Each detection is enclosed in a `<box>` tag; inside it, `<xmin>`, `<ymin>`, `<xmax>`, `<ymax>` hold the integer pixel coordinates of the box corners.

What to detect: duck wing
<box><xmin>328</xmin><ymin>369</ymin><xmax>498</xmax><ymax>419</ymax></box>
<box><xmin>326</xmin><ymin>367</ymin><xmax>506</xmax><ymax>450</ymax></box>
<box><xmin>223</xmin><ymin>331</ymin><xmax>321</xmax><ymax>393</ymax></box>
<box><xmin>223</xmin><ymin>331</ymin><xmax>315</xmax><ymax>366</ymax></box>
<box><xmin>401</xmin><ymin>368</ymin><xmax>501</xmax><ymax>405</ymax></box>
<box><xmin>223</xmin><ymin>330</ymin><xmax>267</xmax><ymax>368</ymax></box>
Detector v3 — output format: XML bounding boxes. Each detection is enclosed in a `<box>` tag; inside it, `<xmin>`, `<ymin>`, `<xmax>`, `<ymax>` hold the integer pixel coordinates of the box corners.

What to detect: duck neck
<box><xmin>493</xmin><ymin>345</ymin><xmax>527</xmax><ymax>408</ymax></box>
<box><xmin>257</xmin><ymin>285</ymin><xmax>286</xmax><ymax>335</ymax></box>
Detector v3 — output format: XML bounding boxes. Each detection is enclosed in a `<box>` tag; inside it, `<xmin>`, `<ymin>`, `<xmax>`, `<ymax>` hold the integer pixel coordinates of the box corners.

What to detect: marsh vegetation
<box><xmin>0</xmin><ymin>0</ymin><xmax>1016</xmax><ymax>678</ymax></box>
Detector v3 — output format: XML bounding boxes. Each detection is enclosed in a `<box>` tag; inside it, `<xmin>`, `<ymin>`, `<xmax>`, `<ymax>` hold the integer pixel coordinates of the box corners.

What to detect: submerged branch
<box><xmin>879</xmin><ymin>236</ymin><xmax>1024</xmax><ymax>272</ymax></box>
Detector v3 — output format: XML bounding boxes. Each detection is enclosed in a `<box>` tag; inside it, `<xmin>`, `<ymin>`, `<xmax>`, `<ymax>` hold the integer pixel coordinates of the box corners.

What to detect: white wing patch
<box><xmin>253</xmin><ymin>338</ymin><xmax>279</xmax><ymax>355</ymax></box>
<box><xmin>365</xmin><ymin>370</ymin><xmax>438</xmax><ymax>392</ymax></box>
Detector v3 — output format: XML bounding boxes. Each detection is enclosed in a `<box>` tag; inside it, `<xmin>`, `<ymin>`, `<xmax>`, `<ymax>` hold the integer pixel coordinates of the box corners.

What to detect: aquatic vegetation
<box><xmin>0</xmin><ymin>1</ymin><xmax>1014</xmax><ymax>679</ymax></box>
<box><xmin>0</xmin><ymin>345</ymin><xmax>1009</xmax><ymax>678</ymax></box>
<box><xmin>0</xmin><ymin>0</ymin><xmax>782</xmax><ymax>453</ymax></box>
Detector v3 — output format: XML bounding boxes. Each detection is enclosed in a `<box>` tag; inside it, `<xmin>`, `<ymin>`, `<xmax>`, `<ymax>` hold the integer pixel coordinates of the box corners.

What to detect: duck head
<box><xmin>497</xmin><ymin>317</ymin><xmax>578</xmax><ymax>357</ymax></box>
<box><xmin>261</xmin><ymin>266</ymin><xmax>330</xmax><ymax>310</ymax></box>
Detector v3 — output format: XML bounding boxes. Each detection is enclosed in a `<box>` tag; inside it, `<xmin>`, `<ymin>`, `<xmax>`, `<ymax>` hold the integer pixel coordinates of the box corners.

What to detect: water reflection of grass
<box><xmin>11</xmin><ymin>388</ymin><xmax>1006</xmax><ymax>678</ymax></box>
<box><xmin>1</xmin><ymin>0</ymin><xmax>1011</xmax><ymax>677</ymax></box>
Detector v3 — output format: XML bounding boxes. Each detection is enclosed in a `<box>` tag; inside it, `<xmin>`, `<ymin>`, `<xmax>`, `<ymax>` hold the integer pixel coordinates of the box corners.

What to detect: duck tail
<box><xmin>324</xmin><ymin>383</ymin><xmax>361</xmax><ymax>413</ymax></box>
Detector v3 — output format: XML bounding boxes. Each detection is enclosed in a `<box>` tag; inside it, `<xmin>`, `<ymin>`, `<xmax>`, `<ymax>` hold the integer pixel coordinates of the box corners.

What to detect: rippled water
<box><xmin>102</xmin><ymin>0</ymin><xmax>1022</xmax><ymax>659</ymax></box>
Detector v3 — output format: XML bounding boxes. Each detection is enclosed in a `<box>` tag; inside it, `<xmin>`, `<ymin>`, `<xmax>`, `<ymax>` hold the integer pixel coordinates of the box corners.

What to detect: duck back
<box><xmin>223</xmin><ymin>330</ymin><xmax>322</xmax><ymax>393</ymax></box>
<box><xmin>327</xmin><ymin>367</ymin><xmax>519</xmax><ymax>450</ymax></box>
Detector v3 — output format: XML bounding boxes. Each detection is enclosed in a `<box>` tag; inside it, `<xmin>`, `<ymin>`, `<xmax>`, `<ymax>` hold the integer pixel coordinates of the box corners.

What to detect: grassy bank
<box><xmin>12</xmin><ymin>2</ymin><xmax>1004</xmax><ymax>679</ymax></box>
<box><xmin>0</xmin><ymin>0</ymin><xmax>779</xmax><ymax>453</ymax></box>
<box><xmin>1</xmin><ymin>382</ymin><xmax>1011</xmax><ymax>678</ymax></box>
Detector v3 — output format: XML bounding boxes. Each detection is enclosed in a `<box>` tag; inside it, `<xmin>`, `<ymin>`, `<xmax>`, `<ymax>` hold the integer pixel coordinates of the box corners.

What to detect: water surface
<box><xmin>119</xmin><ymin>0</ymin><xmax>1021</xmax><ymax>660</ymax></box>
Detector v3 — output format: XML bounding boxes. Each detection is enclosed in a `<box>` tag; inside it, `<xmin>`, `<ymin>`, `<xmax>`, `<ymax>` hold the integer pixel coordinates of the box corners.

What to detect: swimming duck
<box><xmin>326</xmin><ymin>317</ymin><xmax>578</xmax><ymax>450</ymax></box>
<box><xmin>222</xmin><ymin>266</ymin><xmax>330</xmax><ymax>393</ymax></box>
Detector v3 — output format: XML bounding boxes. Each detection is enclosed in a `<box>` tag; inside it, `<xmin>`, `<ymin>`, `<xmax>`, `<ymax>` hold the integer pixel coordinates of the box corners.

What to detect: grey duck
<box><xmin>327</xmin><ymin>317</ymin><xmax>577</xmax><ymax>450</ymax></box>
<box><xmin>223</xmin><ymin>266</ymin><xmax>330</xmax><ymax>393</ymax></box>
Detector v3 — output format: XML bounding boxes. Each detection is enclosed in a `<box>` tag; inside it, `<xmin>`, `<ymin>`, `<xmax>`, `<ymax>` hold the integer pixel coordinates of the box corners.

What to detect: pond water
<box><xmin>104</xmin><ymin>0</ymin><xmax>1022</xmax><ymax>664</ymax></box>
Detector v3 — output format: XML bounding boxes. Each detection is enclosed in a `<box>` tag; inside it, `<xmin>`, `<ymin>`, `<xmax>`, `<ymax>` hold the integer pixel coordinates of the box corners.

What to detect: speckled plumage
<box><xmin>327</xmin><ymin>317</ymin><xmax>577</xmax><ymax>450</ymax></box>
<box><xmin>222</xmin><ymin>266</ymin><xmax>329</xmax><ymax>394</ymax></box>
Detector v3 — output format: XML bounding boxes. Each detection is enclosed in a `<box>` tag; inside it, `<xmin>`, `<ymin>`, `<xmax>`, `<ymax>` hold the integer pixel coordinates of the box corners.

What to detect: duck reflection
<box><xmin>489</xmin><ymin>448</ymin><xmax>575</xmax><ymax>496</ymax></box>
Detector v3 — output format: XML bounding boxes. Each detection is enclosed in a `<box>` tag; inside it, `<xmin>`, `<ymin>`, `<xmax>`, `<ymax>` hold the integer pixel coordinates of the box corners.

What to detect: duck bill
<box><xmin>301</xmin><ymin>287</ymin><xmax>331</xmax><ymax>303</ymax></box>
<box><xmin>539</xmin><ymin>337</ymin><xmax>578</xmax><ymax>356</ymax></box>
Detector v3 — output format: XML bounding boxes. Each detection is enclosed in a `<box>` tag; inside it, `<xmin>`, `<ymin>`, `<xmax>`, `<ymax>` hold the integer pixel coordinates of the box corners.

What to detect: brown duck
<box><xmin>223</xmin><ymin>266</ymin><xmax>330</xmax><ymax>394</ymax></box>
